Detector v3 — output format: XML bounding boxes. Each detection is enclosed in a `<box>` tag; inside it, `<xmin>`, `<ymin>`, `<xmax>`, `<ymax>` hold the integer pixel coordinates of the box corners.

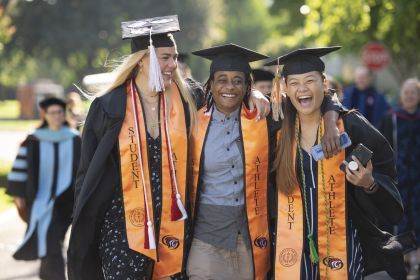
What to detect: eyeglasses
<box><xmin>46</xmin><ymin>110</ymin><xmax>64</xmax><ymax>116</ymax></box>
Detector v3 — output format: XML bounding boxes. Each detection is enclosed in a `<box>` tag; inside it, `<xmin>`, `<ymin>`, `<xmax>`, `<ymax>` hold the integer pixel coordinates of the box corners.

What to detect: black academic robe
<box><xmin>68</xmin><ymin>83</ymin><xmax>343</xmax><ymax>279</ymax></box>
<box><xmin>342</xmin><ymin>111</ymin><xmax>408</xmax><ymax>279</ymax></box>
<box><xmin>7</xmin><ymin>131</ymin><xmax>81</xmax><ymax>260</ymax></box>
<box><xmin>67</xmin><ymin>84</ymin><xmax>197</xmax><ymax>280</ymax></box>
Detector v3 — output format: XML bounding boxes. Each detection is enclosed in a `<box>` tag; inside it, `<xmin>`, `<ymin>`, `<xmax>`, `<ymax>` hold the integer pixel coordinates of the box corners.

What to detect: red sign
<box><xmin>362</xmin><ymin>42</ymin><xmax>390</xmax><ymax>71</ymax></box>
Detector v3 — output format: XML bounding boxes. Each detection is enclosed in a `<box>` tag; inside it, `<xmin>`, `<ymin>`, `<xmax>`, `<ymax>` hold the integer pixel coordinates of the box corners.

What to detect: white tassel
<box><xmin>176</xmin><ymin>193</ymin><xmax>188</xmax><ymax>221</ymax></box>
<box><xmin>147</xmin><ymin>221</ymin><xmax>156</xmax><ymax>249</ymax></box>
<box><xmin>148</xmin><ymin>44</ymin><xmax>165</xmax><ymax>92</ymax></box>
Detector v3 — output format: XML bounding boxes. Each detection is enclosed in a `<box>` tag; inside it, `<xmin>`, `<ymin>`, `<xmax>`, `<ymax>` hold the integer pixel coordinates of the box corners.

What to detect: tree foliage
<box><xmin>0</xmin><ymin>0</ymin><xmax>215</xmax><ymax>86</ymax></box>
<box><xmin>0</xmin><ymin>3</ymin><xmax>15</xmax><ymax>54</ymax></box>
<box><xmin>302</xmin><ymin>0</ymin><xmax>419</xmax><ymax>81</ymax></box>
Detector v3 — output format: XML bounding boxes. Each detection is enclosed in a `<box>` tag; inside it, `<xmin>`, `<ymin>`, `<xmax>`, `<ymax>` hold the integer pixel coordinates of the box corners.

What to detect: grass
<box><xmin>0</xmin><ymin>100</ymin><xmax>40</xmax><ymax>131</ymax></box>
<box><xmin>0</xmin><ymin>119</ymin><xmax>40</xmax><ymax>131</ymax></box>
<box><xmin>0</xmin><ymin>100</ymin><xmax>20</xmax><ymax>119</ymax></box>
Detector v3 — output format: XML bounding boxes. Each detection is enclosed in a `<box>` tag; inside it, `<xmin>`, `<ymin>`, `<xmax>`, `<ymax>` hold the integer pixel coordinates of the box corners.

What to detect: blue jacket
<box><xmin>343</xmin><ymin>85</ymin><xmax>390</xmax><ymax>127</ymax></box>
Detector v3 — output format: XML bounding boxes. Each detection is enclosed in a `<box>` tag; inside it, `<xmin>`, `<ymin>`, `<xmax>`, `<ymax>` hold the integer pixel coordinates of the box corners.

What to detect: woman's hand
<box><xmin>322</xmin><ymin>111</ymin><xmax>341</xmax><ymax>159</ymax></box>
<box><xmin>343</xmin><ymin>156</ymin><xmax>376</xmax><ymax>192</ymax></box>
<box><xmin>249</xmin><ymin>89</ymin><xmax>270</xmax><ymax>121</ymax></box>
<box><xmin>14</xmin><ymin>197</ymin><xmax>28</xmax><ymax>223</ymax></box>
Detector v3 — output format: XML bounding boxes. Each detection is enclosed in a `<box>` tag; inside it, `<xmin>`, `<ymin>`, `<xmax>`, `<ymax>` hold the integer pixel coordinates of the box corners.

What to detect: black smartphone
<box><xmin>339</xmin><ymin>143</ymin><xmax>373</xmax><ymax>172</ymax></box>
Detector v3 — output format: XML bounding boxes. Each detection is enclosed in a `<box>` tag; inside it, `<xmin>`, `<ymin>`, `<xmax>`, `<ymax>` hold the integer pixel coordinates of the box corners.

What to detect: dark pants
<box><xmin>40</xmin><ymin>251</ymin><xmax>66</xmax><ymax>280</ymax></box>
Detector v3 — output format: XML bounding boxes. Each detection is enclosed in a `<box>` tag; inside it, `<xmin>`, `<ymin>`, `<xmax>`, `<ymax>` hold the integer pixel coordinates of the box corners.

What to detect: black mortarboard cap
<box><xmin>39</xmin><ymin>97</ymin><xmax>66</xmax><ymax>110</ymax></box>
<box><xmin>192</xmin><ymin>43</ymin><xmax>268</xmax><ymax>75</ymax></box>
<box><xmin>121</xmin><ymin>15</ymin><xmax>180</xmax><ymax>53</ymax></box>
<box><xmin>252</xmin><ymin>68</ymin><xmax>275</xmax><ymax>82</ymax></box>
<box><xmin>265</xmin><ymin>46</ymin><xmax>341</xmax><ymax>77</ymax></box>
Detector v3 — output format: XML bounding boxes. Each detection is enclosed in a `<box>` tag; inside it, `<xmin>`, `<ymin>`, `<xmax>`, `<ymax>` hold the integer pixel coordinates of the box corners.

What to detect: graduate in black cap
<box><xmin>269</xmin><ymin>47</ymin><xmax>409</xmax><ymax>279</ymax></box>
<box><xmin>177</xmin><ymin>53</ymin><xmax>193</xmax><ymax>79</ymax></box>
<box><xmin>68</xmin><ymin>16</ymin><xmax>270</xmax><ymax>280</ymax></box>
<box><xmin>68</xmin><ymin>15</ymin><xmax>199</xmax><ymax>280</ymax></box>
<box><xmin>187</xmin><ymin>43</ymin><xmax>344</xmax><ymax>280</ymax></box>
<box><xmin>7</xmin><ymin>97</ymin><xmax>80</xmax><ymax>280</ymax></box>
<box><xmin>252</xmin><ymin>68</ymin><xmax>275</xmax><ymax>96</ymax></box>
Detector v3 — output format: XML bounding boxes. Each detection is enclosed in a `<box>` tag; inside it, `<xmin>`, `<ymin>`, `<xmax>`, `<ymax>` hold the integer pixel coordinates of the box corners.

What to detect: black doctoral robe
<box><xmin>7</xmin><ymin>128</ymin><xmax>81</xmax><ymax>260</ymax></box>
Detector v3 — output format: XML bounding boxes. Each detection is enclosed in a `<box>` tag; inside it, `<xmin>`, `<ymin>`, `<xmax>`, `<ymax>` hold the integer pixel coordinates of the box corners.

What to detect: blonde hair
<box><xmin>96</xmin><ymin>50</ymin><xmax>148</xmax><ymax>97</ymax></box>
<box><xmin>89</xmin><ymin>48</ymin><xmax>197</xmax><ymax>132</ymax></box>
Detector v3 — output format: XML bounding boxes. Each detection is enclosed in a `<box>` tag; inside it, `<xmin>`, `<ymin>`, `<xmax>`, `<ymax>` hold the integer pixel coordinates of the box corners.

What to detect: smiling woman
<box><xmin>284</xmin><ymin>71</ymin><xmax>326</xmax><ymax>118</ymax></box>
<box><xmin>270</xmin><ymin>47</ymin><xmax>409</xmax><ymax>280</ymax></box>
<box><xmin>6</xmin><ymin>97</ymin><xmax>80</xmax><ymax>280</ymax></box>
<box><xmin>210</xmin><ymin>71</ymin><xmax>247</xmax><ymax>114</ymax></box>
<box><xmin>68</xmin><ymin>15</ymin><xmax>199</xmax><ymax>280</ymax></box>
<box><xmin>188</xmin><ymin>43</ymin><xmax>272</xmax><ymax>280</ymax></box>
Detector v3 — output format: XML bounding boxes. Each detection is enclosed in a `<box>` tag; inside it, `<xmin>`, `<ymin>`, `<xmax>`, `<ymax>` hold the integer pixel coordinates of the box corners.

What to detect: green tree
<box><xmin>263</xmin><ymin>0</ymin><xmax>308</xmax><ymax>55</ymax></box>
<box><xmin>0</xmin><ymin>2</ymin><xmax>15</xmax><ymax>54</ymax></box>
<box><xmin>303</xmin><ymin>0</ymin><xmax>419</xmax><ymax>82</ymax></box>
<box><xmin>0</xmin><ymin>0</ymin><xmax>215</xmax><ymax>87</ymax></box>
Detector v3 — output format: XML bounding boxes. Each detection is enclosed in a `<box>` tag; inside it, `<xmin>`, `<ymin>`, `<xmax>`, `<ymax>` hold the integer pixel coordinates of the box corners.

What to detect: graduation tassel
<box><xmin>307</xmin><ymin>233</ymin><xmax>319</xmax><ymax>264</ymax></box>
<box><xmin>171</xmin><ymin>193</ymin><xmax>188</xmax><ymax>221</ymax></box>
<box><xmin>175</xmin><ymin>193</ymin><xmax>188</xmax><ymax>220</ymax></box>
<box><xmin>271</xmin><ymin>59</ymin><xmax>284</xmax><ymax>121</ymax></box>
<box><xmin>162</xmin><ymin>94</ymin><xmax>188</xmax><ymax>222</ymax></box>
<box><xmin>148</xmin><ymin>28</ymin><xmax>165</xmax><ymax>92</ymax></box>
<box><xmin>144</xmin><ymin>220</ymin><xmax>156</xmax><ymax>250</ymax></box>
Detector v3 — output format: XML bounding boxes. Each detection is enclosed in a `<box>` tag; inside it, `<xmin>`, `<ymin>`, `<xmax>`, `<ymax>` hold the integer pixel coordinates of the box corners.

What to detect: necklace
<box><xmin>296</xmin><ymin>113</ymin><xmax>331</xmax><ymax>278</ymax></box>
<box><xmin>142</xmin><ymin>98</ymin><xmax>159</xmax><ymax>111</ymax></box>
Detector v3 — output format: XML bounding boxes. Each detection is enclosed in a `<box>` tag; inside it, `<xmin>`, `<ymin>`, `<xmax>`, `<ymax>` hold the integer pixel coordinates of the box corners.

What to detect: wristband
<box><xmin>365</xmin><ymin>181</ymin><xmax>378</xmax><ymax>193</ymax></box>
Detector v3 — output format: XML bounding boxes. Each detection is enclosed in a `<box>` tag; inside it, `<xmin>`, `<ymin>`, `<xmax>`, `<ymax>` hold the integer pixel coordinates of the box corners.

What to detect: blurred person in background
<box><xmin>379</xmin><ymin>78</ymin><xmax>420</xmax><ymax>279</ymax></box>
<box><xmin>177</xmin><ymin>53</ymin><xmax>193</xmax><ymax>79</ymax></box>
<box><xmin>326</xmin><ymin>74</ymin><xmax>343</xmax><ymax>101</ymax></box>
<box><xmin>65</xmin><ymin>91</ymin><xmax>86</xmax><ymax>130</ymax></box>
<box><xmin>7</xmin><ymin>97</ymin><xmax>81</xmax><ymax>280</ymax></box>
<box><xmin>343</xmin><ymin>66</ymin><xmax>390</xmax><ymax>127</ymax></box>
<box><xmin>251</xmin><ymin>68</ymin><xmax>274</xmax><ymax>97</ymax></box>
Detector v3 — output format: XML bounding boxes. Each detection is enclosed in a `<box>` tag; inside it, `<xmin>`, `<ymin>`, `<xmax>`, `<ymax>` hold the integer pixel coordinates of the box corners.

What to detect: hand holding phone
<box><xmin>339</xmin><ymin>143</ymin><xmax>372</xmax><ymax>172</ymax></box>
<box><xmin>311</xmin><ymin>132</ymin><xmax>352</xmax><ymax>161</ymax></box>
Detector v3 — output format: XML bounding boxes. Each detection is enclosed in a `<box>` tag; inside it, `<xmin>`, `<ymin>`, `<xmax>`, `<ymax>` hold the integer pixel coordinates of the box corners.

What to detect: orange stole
<box><xmin>190</xmin><ymin>104</ymin><xmax>270</xmax><ymax>280</ymax></box>
<box><xmin>119</xmin><ymin>81</ymin><xmax>187</xmax><ymax>279</ymax></box>
<box><xmin>275</xmin><ymin>119</ymin><xmax>348</xmax><ymax>280</ymax></box>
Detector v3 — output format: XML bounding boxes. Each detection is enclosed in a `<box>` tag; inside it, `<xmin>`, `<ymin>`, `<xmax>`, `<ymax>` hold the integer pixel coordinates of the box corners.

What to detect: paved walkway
<box><xmin>0</xmin><ymin>208</ymin><xmax>40</xmax><ymax>280</ymax></box>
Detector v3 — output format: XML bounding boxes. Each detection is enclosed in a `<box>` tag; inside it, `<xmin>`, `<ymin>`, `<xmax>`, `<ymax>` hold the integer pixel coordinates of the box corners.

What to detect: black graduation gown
<box><xmin>7</xmin><ymin>131</ymin><xmax>81</xmax><ymax>260</ymax></box>
<box><xmin>67</xmin><ymin>84</ymin><xmax>196</xmax><ymax>280</ymax></box>
<box><xmin>270</xmin><ymin>110</ymin><xmax>409</xmax><ymax>279</ymax></box>
<box><xmin>342</xmin><ymin>111</ymin><xmax>409</xmax><ymax>279</ymax></box>
<box><xmin>68</xmin><ymin>83</ymin><xmax>342</xmax><ymax>279</ymax></box>
<box><xmin>280</xmin><ymin>110</ymin><xmax>406</xmax><ymax>279</ymax></box>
